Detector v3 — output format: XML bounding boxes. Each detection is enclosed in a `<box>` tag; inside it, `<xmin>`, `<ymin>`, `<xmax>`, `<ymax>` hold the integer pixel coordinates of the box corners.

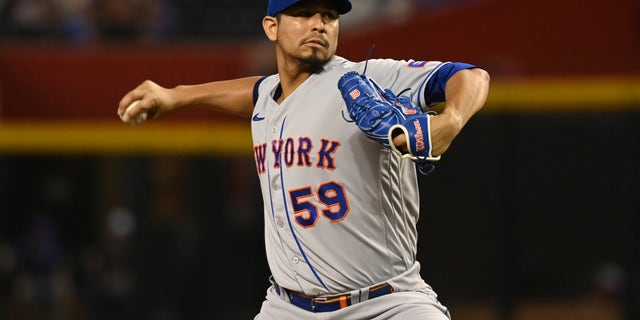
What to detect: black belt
<box><xmin>274</xmin><ymin>282</ymin><xmax>395</xmax><ymax>313</ymax></box>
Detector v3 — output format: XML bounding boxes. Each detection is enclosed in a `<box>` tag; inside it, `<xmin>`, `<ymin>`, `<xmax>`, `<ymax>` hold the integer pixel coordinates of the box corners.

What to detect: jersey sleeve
<box><xmin>363</xmin><ymin>59</ymin><xmax>478</xmax><ymax>110</ymax></box>
<box><xmin>422</xmin><ymin>62</ymin><xmax>478</xmax><ymax>105</ymax></box>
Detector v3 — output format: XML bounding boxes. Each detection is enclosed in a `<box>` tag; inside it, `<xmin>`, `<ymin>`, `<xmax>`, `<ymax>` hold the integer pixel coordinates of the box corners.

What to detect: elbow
<box><xmin>472</xmin><ymin>68</ymin><xmax>491</xmax><ymax>111</ymax></box>
<box><xmin>474</xmin><ymin>67</ymin><xmax>491</xmax><ymax>90</ymax></box>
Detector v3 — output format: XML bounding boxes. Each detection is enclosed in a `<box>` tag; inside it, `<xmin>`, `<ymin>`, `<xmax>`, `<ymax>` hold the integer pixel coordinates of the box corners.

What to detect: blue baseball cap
<box><xmin>267</xmin><ymin>0</ymin><xmax>352</xmax><ymax>17</ymax></box>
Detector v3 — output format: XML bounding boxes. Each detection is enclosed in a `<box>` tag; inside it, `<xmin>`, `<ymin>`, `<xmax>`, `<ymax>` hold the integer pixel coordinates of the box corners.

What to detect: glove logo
<box><xmin>349</xmin><ymin>89</ymin><xmax>361</xmax><ymax>100</ymax></box>
<box><xmin>412</xmin><ymin>119</ymin><xmax>425</xmax><ymax>152</ymax></box>
<box><xmin>401</xmin><ymin>106</ymin><xmax>418</xmax><ymax>115</ymax></box>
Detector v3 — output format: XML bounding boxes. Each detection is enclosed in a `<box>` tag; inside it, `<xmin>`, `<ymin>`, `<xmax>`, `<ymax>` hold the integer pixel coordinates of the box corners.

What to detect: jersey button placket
<box><xmin>268</xmin><ymin>117</ymin><xmax>300</xmax><ymax>276</ymax></box>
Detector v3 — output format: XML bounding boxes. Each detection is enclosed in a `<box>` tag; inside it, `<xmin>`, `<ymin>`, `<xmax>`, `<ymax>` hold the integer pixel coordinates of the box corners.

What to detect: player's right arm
<box><xmin>118</xmin><ymin>76</ymin><xmax>262</xmax><ymax>124</ymax></box>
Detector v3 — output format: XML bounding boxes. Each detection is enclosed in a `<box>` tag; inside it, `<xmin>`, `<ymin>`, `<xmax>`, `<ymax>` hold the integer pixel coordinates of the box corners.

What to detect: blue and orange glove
<box><xmin>338</xmin><ymin>71</ymin><xmax>440</xmax><ymax>175</ymax></box>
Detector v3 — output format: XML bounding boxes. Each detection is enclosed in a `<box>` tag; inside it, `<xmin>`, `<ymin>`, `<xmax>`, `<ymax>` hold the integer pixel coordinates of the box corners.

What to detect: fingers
<box><xmin>119</xmin><ymin>100</ymin><xmax>148</xmax><ymax>125</ymax></box>
<box><xmin>117</xmin><ymin>80</ymin><xmax>157</xmax><ymax>125</ymax></box>
<box><xmin>117</xmin><ymin>89</ymin><xmax>141</xmax><ymax>117</ymax></box>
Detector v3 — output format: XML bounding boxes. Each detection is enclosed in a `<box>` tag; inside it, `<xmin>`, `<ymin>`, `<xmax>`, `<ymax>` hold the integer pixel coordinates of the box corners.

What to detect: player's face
<box><xmin>273</xmin><ymin>2</ymin><xmax>340</xmax><ymax>68</ymax></box>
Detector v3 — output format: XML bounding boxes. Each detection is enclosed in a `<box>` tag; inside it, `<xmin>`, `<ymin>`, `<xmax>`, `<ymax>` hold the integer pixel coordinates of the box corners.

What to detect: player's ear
<box><xmin>262</xmin><ymin>16</ymin><xmax>278</xmax><ymax>41</ymax></box>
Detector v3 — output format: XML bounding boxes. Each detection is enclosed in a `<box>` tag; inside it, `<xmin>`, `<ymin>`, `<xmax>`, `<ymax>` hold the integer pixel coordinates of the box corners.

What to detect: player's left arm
<box><xmin>429</xmin><ymin>67</ymin><xmax>490</xmax><ymax>156</ymax></box>
<box><xmin>392</xmin><ymin>66</ymin><xmax>490</xmax><ymax>156</ymax></box>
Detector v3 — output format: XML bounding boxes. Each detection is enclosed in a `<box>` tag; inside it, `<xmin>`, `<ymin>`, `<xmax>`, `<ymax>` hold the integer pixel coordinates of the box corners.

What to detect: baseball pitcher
<box><xmin>117</xmin><ymin>0</ymin><xmax>490</xmax><ymax>319</ymax></box>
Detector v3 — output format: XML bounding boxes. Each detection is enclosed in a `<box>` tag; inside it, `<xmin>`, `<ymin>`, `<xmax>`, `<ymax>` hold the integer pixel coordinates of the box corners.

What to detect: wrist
<box><xmin>171</xmin><ymin>85</ymin><xmax>189</xmax><ymax>110</ymax></box>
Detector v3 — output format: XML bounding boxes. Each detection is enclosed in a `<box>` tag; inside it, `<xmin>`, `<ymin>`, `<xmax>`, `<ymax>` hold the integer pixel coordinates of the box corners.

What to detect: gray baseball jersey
<box><xmin>251</xmin><ymin>55</ymin><xmax>449</xmax><ymax>297</ymax></box>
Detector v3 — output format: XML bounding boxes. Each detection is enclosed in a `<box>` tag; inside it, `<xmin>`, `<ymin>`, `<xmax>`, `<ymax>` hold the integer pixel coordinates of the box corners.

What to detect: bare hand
<box><xmin>117</xmin><ymin>80</ymin><xmax>176</xmax><ymax>125</ymax></box>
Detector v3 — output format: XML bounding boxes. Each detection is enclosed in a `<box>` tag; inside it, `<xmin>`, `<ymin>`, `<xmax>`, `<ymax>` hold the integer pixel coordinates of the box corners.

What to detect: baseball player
<box><xmin>118</xmin><ymin>0</ymin><xmax>490</xmax><ymax>319</ymax></box>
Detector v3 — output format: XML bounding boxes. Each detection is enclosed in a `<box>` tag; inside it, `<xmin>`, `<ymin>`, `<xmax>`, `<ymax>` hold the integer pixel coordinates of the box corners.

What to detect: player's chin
<box><xmin>299</xmin><ymin>49</ymin><xmax>333</xmax><ymax>66</ymax></box>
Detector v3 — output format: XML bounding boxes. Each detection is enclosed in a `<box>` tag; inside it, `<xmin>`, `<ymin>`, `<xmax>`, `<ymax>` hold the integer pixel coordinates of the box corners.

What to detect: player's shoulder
<box><xmin>324</xmin><ymin>56</ymin><xmax>395</xmax><ymax>74</ymax></box>
<box><xmin>365</xmin><ymin>58</ymin><xmax>444</xmax><ymax>70</ymax></box>
<box><xmin>255</xmin><ymin>74</ymin><xmax>280</xmax><ymax>91</ymax></box>
<box><xmin>327</xmin><ymin>56</ymin><xmax>393</xmax><ymax>70</ymax></box>
<box><xmin>331</xmin><ymin>56</ymin><xmax>442</xmax><ymax>72</ymax></box>
<box><xmin>324</xmin><ymin>55</ymin><xmax>356</xmax><ymax>70</ymax></box>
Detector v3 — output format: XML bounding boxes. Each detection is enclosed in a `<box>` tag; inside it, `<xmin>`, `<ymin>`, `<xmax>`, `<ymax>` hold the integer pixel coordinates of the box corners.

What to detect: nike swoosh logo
<box><xmin>252</xmin><ymin>113</ymin><xmax>265</xmax><ymax>121</ymax></box>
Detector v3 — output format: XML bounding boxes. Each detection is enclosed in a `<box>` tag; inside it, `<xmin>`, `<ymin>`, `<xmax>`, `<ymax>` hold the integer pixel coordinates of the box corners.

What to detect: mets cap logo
<box><xmin>349</xmin><ymin>89</ymin><xmax>361</xmax><ymax>99</ymax></box>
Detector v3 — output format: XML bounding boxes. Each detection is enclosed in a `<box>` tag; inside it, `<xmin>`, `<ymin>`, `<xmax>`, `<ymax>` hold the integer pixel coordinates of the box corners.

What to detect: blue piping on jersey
<box><xmin>276</xmin><ymin>117</ymin><xmax>329</xmax><ymax>291</ymax></box>
<box><xmin>253</xmin><ymin>76</ymin><xmax>269</xmax><ymax>106</ymax></box>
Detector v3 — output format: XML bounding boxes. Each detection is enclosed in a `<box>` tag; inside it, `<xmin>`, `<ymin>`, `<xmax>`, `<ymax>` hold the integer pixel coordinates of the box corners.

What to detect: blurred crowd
<box><xmin>0</xmin><ymin>0</ymin><xmax>264</xmax><ymax>43</ymax></box>
<box><xmin>0</xmin><ymin>156</ymin><xmax>266</xmax><ymax>320</ymax></box>
<box><xmin>0</xmin><ymin>0</ymin><xmax>465</xmax><ymax>44</ymax></box>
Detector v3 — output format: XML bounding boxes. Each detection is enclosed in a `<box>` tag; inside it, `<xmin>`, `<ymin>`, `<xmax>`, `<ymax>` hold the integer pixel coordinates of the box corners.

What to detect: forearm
<box><xmin>392</xmin><ymin>68</ymin><xmax>490</xmax><ymax>155</ymax></box>
<box><xmin>440</xmin><ymin>68</ymin><xmax>490</xmax><ymax>134</ymax></box>
<box><xmin>118</xmin><ymin>76</ymin><xmax>262</xmax><ymax>123</ymax></box>
<box><xmin>429</xmin><ymin>68</ymin><xmax>490</xmax><ymax>155</ymax></box>
<box><xmin>172</xmin><ymin>76</ymin><xmax>262</xmax><ymax>118</ymax></box>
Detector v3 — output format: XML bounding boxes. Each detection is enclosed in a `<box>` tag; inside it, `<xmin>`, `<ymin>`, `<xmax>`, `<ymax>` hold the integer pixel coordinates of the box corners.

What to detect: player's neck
<box><xmin>274</xmin><ymin>74</ymin><xmax>311</xmax><ymax>104</ymax></box>
<box><xmin>276</xmin><ymin>65</ymin><xmax>316</xmax><ymax>104</ymax></box>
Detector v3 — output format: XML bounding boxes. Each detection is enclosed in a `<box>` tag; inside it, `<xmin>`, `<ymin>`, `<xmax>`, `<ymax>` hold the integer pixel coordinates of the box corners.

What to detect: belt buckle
<box><xmin>311</xmin><ymin>296</ymin><xmax>328</xmax><ymax>312</ymax></box>
<box><xmin>315</xmin><ymin>294</ymin><xmax>351</xmax><ymax>312</ymax></box>
<box><xmin>307</xmin><ymin>283</ymin><xmax>393</xmax><ymax>312</ymax></box>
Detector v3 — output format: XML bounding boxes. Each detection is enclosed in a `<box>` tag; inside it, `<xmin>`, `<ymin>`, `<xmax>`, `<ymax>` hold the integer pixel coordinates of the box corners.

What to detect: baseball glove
<box><xmin>338</xmin><ymin>71</ymin><xmax>421</xmax><ymax>147</ymax></box>
<box><xmin>337</xmin><ymin>70</ymin><xmax>441</xmax><ymax>174</ymax></box>
<box><xmin>388</xmin><ymin>112</ymin><xmax>441</xmax><ymax>174</ymax></box>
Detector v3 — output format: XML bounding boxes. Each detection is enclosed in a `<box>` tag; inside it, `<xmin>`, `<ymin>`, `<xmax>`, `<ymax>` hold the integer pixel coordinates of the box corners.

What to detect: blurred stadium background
<box><xmin>0</xmin><ymin>0</ymin><xmax>639</xmax><ymax>319</ymax></box>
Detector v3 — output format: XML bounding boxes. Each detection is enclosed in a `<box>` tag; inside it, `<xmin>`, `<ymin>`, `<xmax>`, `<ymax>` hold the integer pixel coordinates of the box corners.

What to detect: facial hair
<box><xmin>298</xmin><ymin>49</ymin><xmax>330</xmax><ymax>71</ymax></box>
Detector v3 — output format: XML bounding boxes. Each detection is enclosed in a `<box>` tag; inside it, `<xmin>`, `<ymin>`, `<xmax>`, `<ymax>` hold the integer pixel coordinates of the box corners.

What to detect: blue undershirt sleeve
<box><xmin>424</xmin><ymin>62</ymin><xmax>478</xmax><ymax>105</ymax></box>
